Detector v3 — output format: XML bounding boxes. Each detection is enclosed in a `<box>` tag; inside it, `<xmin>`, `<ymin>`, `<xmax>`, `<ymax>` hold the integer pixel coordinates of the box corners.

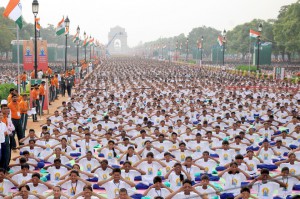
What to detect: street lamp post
<box><xmin>161</xmin><ymin>44</ymin><xmax>163</xmax><ymax>60</ymax></box>
<box><xmin>90</xmin><ymin>36</ymin><xmax>92</xmax><ymax>60</ymax></box>
<box><xmin>222</xmin><ymin>29</ymin><xmax>226</xmax><ymax>66</ymax></box>
<box><xmin>186</xmin><ymin>38</ymin><xmax>189</xmax><ymax>62</ymax></box>
<box><xmin>175</xmin><ymin>40</ymin><xmax>178</xmax><ymax>61</ymax></box>
<box><xmin>168</xmin><ymin>42</ymin><xmax>171</xmax><ymax>64</ymax></box>
<box><xmin>196</xmin><ymin>39</ymin><xmax>199</xmax><ymax>65</ymax></box>
<box><xmin>257</xmin><ymin>23</ymin><xmax>263</xmax><ymax>71</ymax></box>
<box><xmin>32</xmin><ymin>0</ymin><xmax>39</xmax><ymax>78</ymax></box>
<box><xmin>84</xmin><ymin>32</ymin><xmax>87</xmax><ymax>62</ymax></box>
<box><xmin>64</xmin><ymin>16</ymin><xmax>70</xmax><ymax>72</ymax></box>
<box><xmin>200</xmin><ymin>36</ymin><xmax>203</xmax><ymax>67</ymax></box>
<box><xmin>76</xmin><ymin>26</ymin><xmax>80</xmax><ymax>67</ymax></box>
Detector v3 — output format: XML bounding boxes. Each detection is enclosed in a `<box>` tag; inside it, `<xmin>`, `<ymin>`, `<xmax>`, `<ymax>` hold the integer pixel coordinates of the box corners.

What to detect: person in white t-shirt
<box><xmin>76</xmin><ymin>133</ymin><xmax>99</xmax><ymax>155</ymax></box>
<box><xmin>143</xmin><ymin>176</ymin><xmax>173</xmax><ymax>198</ymax></box>
<box><xmin>45</xmin><ymin>186</ymin><xmax>69</xmax><ymax>199</ymax></box>
<box><xmin>69</xmin><ymin>185</ymin><xmax>105</xmax><ymax>199</ymax></box>
<box><xmin>44</xmin><ymin>158</ymin><xmax>70</xmax><ymax>185</ymax></box>
<box><xmin>9</xmin><ymin>164</ymin><xmax>34</xmax><ymax>185</ymax></box>
<box><xmin>218</xmin><ymin>162</ymin><xmax>251</xmax><ymax>196</ymax></box>
<box><xmin>59</xmin><ymin>164</ymin><xmax>95</xmax><ymax>181</ymax></box>
<box><xmin>0</xmin><ymin>112</ymin><xmax>7</xmax><ymax>157</ymax></box>
<box><xmin>8</xmin><ymin>184</ymin><xmax>45</xmax><ymax>199</ymax></box>
<box><xmin>256</xmin><ymin>139</ymin><xmax>279</xmax><ymax>164</ymax></box>
<box><xmin>20</xmin><ymin>172</ymin><xmax>53</xmax><ymax>195</ymax></box>
<box><xmin>244</xmin><ymin>149</ymin><xmax>263</xmax><ymax>177</ymax></box>
<box><xmin>165</xmin><ymin>179</ymin><xmax>201</xmax><ymax>199</ymax></box>
<box><xmin>193</xmin><ymin>174</ymin><xmax>219</xmax><ymax>198</ymax></box>
<box><xmin>274</xmin><ymin>152</ymin><xmax>300</xmax><ymax>175</ymax></box>
<box><xmin>233</xmin><ymin>187</ymin><xmax>258</xmax><ymax>199</ymax></box>
<box><xmin>194</xmin><ymin>151</ymin><xmax>219</xmax><ymax>174</ymax></box>
<box><xmin>77</xmin><ymin>151</ymin><xmax>101</xmax><ymax>173</ymax></box>
<box><xmin>211</xmin><ymin>140</ymin><xmax>240</xmax><ymax>166</ymax></box>
<box><xmin>43</xmin><ymin>147</ymin><xmax>73</xmax><ymax>165</ymax></box>
<box><xmin>97</xmin><ymin>168</ymin><xmax>136</xmax><ymax>199</ymax></box>
<box><xmin>273</xmin><ymin>167</ymin><xmax>300</xmax><ymax>197</ymax></box>
<box><xmin>248</xmin><ymin>168</ymin><xmax>287</xmax><ymax>199</ymax></box>
<box><xmin>91</xmin><ymin>159</ymin><xmax>113</xmax><ymax>181</ymax></box>
<box><xmin>57</xmin><ymin>170</ymin><xmax>92</xmax><ymax>197</ymax></box>
<box><xmin>133</xmin><ymin>152</ymin><xmax>166</xmax><ymax>185</ymax></box>
<box><xmin>120</xmin><ymin>161</ymin><xmax>145</xmax><ymax>182</ymax></box>
<box><xmin>98</xmin><ymin>140</ymin><xmax>122</xmax><ymax>165</ymax></box>
<box><xmin>170</xmin><ymin>142</ymin><xmax>194</xmax><ymax>163</ymax></box>
<box><xmin>0</xmin><ymin>168</ymin><xmax>18</xmax><ymax>197</ymax></box>
<box><xmin>164</xmin><ymin>162</ymin><xmax>191</xmax><ymax>191</ymax></box>
<box><xmin>118</xmin><ymin>146</ymin><xmax>141</xmax><ymax>164</ymax></box>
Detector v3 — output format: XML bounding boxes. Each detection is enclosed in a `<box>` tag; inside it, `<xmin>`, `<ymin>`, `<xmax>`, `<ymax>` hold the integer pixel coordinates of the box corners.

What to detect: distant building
<box><xmin>107</xmin><ymin>26</ymin><xmax>129</xmax><ymax>54</ymax></box>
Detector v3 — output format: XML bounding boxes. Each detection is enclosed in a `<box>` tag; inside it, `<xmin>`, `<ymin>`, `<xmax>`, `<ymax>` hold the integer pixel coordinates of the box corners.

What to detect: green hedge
<box><xmin>0</xmin><ymin>83</ymin><xmax>17</xmax><ymax>101</ymax></box>
<box><xmin>235</xmin><ymin>65</ymin><xmax>258</xmax><ymax>72</ymax></box>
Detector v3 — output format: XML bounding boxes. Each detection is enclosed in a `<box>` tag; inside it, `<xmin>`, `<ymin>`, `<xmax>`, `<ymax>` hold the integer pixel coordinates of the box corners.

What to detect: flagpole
<box><xmin>17</xmin><ymin>24</ymin><xmax>21</xmax><ymax>94</ymax></box>
<box><xmin>248</xmin><ymin>36</ymin><xmax>251</xmax><ymax>72</ymax></box>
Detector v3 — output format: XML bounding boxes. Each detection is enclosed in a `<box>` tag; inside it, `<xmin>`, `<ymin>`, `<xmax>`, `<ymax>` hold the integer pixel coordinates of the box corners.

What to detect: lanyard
<box><xmin>282</xmin><ymin>177</ymin><xmax>288</xmax><ymax>191</ymax></box>
<box><xmin>71</xmin><ymin>181</ymin><xmax>77</xmax><ymax>194</ymax></box>
<box><xmin>124</xmin><ymin>171</ymin><xmax>130</xmax><ymax>179</ymax></box>
<box><xmin>185</xmin><ymin>166</ymin><xmax>191</xmax><ymax>174</ymax></box>
<box><xmin>113</xmin><ymin>181</ymin><xmax>120</xmax><ymax>189</ymax></box>
<box><xmin>85</xmin><ymin>141</ymin><xmax>90</xmax><ymax>149</ymax></box>
<box><xmin>155</xmin><ymin>189</ymin><xmax>161</xmax><ymax>196</ymax></box>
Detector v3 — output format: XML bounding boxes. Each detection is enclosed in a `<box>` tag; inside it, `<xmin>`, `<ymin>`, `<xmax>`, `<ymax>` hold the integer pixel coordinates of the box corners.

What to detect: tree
<box><xmin>226</xmin><ymin>19</ymin><xmax>275</xmax><ymax>61</ymax></box>
<box><xmin>187</xmin><ymin>26</ymin><xmax>220</xmax><ymax>58</ymax></box>
<box><xmin>0</xmin><ymin>26</ymin><xmax>15</xmax><ymax>58</ymax></box>
<box><xmin>273</xmin><ymin>1</ymin><xmax>300</xmax><ymax>62</ymax></box>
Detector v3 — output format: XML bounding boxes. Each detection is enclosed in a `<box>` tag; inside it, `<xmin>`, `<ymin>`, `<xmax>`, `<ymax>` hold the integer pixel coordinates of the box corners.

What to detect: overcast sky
<box><xmin>0</xmin><ymin>0</ymin><xmax>297</xmax><ymax>47</ymax></box>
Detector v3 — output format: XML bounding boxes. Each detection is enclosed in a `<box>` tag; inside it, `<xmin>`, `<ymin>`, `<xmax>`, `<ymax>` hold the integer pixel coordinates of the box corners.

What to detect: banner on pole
<box><xmin>37</xmin><ymin>40</ymin><xmax>48</xmax><ymax>71</ymax></box>
<box><xmin>23</xmin><ymin>40</ymin><xmax>34</xmax><ymax>70</ymax></box>
<box><xmin>23</xmin><ymin>40</ymin><xmax>48</xmax><ymax>71</ymax></box>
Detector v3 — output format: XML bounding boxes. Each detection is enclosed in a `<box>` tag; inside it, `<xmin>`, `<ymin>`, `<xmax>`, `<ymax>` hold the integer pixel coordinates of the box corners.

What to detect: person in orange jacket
<box><xmin>46</xmin><ymin>66</ymin><xmax>53</xmax><ymax>77</ymax></box>
<box><xmin>21</xmin><ymin>72</ymin><xmax>27</xmax><ymax>92</ymax></box>
<box><xmin>31</xmin><ymin>84</ymin><xmax>40</xmax><ymax>122</ymax></box>
<box><xmin>39</xmin><ymin>81</ymin><xmax>46</xmax><ymax>114</ymax></box>
<box><xmin>30</xmin><ymin>70</ymin><xmax>35</xmax><ymax>79</ymax></box>
<box><xmin>19</xmin><ymin>94</ymin><xmax>29</xmax><ymax>137</ymax></box>
<box><xmin>53</xmin><ymin>74</ymin><xmax>59</xmax><ymax>99</ymax></box>
<box><xmin>50</xmin><ymin>76</ymin><xmax>55</xmax><ymax>102</ymax></box>
<box><xmin>8</xmin><ymin>94</ymin><xmax>23</xmax><ymax>149</ymax></box>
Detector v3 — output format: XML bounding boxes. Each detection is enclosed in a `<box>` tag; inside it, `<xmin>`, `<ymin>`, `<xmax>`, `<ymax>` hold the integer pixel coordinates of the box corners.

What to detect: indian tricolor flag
<box><xmin>249</xmin><ymin>29</ymin><xmax>260</xmax><ymax>38</ymax></box>
<box><xmin>217</xmin><ymin>36</ymin><xmax>223</xmax><ymax>46</ymax></box>
<box><xmin>3</xmin><ymin>0</ymin><xmax>23</xmax><ymax>29</ymax></box>
<box><xmin>56</xmin><ymin>17</ymin><xmax>65</xmax><ymax>36</ymax></box>
<box><xmin>83</xmin><ymin>36</ymin><xmax>89</xmax><ymax>47</ymax></box>
<box><xmin>89</xmin><ymin>37</ymin><xmax>94</xmax><ymax>46</ymax></box>
<box><xmin>72</xmin><ymin>32</ymin><xmax>79</xmax><ymax>43</ymax></box>
<box><xmin>35</xmin><ymin>18</ymin><xmax>41</xmax><ymax>32</ymax></box>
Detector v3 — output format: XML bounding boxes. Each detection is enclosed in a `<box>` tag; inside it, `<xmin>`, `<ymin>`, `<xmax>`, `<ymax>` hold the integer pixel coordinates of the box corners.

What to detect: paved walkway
<box><xmin>11</xmin><ymin>94</ymin><xmax>68</xmax><ymax>160</ymax></box>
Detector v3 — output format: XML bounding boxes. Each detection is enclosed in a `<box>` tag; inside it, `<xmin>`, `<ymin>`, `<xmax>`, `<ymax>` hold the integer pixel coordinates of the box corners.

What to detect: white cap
<box><xmin>1</xmin><ymin>100</ymin><xmax>8</xmax><ymax>105</ymax></box>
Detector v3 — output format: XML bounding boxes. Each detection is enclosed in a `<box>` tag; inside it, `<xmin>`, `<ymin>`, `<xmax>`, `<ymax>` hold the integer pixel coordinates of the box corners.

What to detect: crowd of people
<box><xmin>0</xmin><ymin>57</ymin><xmax>300</xmax><ymax>199</ymax></box>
